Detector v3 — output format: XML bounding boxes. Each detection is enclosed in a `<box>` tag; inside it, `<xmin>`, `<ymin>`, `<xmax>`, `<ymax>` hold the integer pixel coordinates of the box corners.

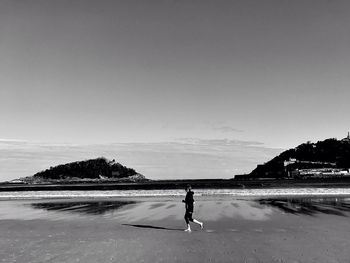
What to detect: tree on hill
<box><xmin>30</xmin><ymin>157</ymin><xmax>142</xmax><ymax>181</ymax></box>
<box><xmin>246</xmin><ymin>137</ymin><xmax>350</xmax><ymax>179</ymax></box>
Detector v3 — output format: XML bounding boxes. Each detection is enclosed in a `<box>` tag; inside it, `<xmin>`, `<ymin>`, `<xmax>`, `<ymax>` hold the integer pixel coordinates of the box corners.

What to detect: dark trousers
<box><xmin>184</xmin><ymin>210</ymin><xmax>194</xmax><ymax>224</ymax></box>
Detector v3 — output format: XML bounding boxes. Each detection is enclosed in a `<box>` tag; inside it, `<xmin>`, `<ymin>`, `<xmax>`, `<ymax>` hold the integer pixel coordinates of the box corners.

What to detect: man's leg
<box><xmin>193</xmin><ymin>219</ymin><xmax>204</xmax><ymax>229</ymax></box>
<box><xmin>184</xmin><ymin>212</ymin><xmax>191</xmax><ymax>232</ymax></box>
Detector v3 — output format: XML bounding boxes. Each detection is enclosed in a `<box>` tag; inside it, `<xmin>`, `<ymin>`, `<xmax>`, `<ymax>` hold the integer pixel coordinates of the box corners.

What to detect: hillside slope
<box><xmin>243</xmin><ymin>137</ymin><xmax>350</xmax><ymax>179</ymax></box>
<box><xmin>22</xmin><ymin>157</ymin><xmax>148</xmax><ymax>183</ymax></box>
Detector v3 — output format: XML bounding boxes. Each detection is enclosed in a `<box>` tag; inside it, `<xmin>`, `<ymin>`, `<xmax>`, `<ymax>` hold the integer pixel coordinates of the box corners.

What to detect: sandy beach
<box><xmin>1</xmin><ymin>196</ymin><xmax>350</xmax><ymax>263</ymax></box>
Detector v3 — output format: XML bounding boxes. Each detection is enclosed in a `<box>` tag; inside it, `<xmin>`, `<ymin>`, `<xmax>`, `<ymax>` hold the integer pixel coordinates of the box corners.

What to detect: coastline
<box><xmin>2</xmin><ymin>188</ymin><xmax>350</xmax><ymax>200</ymax></box>
<box><xmin>3</xmin><ymin>178</ymin><xmax>350</xmax><ymax>192</ymax></box>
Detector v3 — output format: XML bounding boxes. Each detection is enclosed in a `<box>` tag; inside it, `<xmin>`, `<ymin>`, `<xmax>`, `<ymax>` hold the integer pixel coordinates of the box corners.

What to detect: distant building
<box><xmin>341</xmin><ymin>132</ymin><xmax>350</xmax><ymax>143</ymax></box>
<box><xmin>8</xmin><ymin>179</ymin><xmax>25</xmax><ymax>184</ymax></box>
<box><xmin>297</xmin><ymin>168</ymin><xmax>350</xmax><ymax>178</ymax></box>
<box><xmin>284</xmin><ymin>158</ymin><xmax>337</xmax><ymax>178</ymax></box>
<box><xmin>284</xmin><ymin>158</ymin><xmax>297</xmax><ymax>168</ymax></box>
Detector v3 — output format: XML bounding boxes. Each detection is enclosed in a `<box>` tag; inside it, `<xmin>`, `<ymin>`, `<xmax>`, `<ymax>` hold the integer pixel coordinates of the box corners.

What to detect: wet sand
<box><xmin>1</xmin><ymin>196</ymin><xmax>350</xmax><ymax>262</ymax></box>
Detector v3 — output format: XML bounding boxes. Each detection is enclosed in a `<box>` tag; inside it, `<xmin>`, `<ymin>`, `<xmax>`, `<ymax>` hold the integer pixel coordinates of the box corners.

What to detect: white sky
<box><xmin>1</xmin><ymin>0</ymin><xmax>350</xmax><ymax>180</ymax></box>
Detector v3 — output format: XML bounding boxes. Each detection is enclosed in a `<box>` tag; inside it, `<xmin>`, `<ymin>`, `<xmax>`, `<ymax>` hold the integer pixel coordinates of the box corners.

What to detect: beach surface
<box><xmin>1</xmin><ymin>195</ymin><xmax>350</xmax><ymax>263</ymax></box>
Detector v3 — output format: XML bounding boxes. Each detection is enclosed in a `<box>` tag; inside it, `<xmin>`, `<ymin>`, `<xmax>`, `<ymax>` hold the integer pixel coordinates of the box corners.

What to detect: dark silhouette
<box><xmin>238</xmin><ymin>136</ymin><xmax>350</xmax><ymax>179</ymax></box>
<box><xmin>122</xmin><ymin>224</ymin><xmax>183</xmax><ymax>231</ymax></box>
<box><xmin>22</xmin><ymin>157</ymin><xmax>148</xmax><ymax>183</ymax></box>
<box><xmin>182</xmin><ymin>184</ymin><xmax>203</xmax><ymax>232</ymax></box>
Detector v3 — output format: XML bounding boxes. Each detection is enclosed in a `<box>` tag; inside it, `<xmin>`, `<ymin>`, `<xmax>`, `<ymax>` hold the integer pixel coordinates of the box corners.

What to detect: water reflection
<box><xmin>25</xmin><ymin>199</ymin><xmax>273</xmax><ymax>221</ymax></box>
<box><xmin>30</xmin><ymin>200</ymin><xmax>135</xmax><ymax>215</ymax></box>
<box><xmin>258</xmin><ymin>198</ymin><xmax>350</xmax><ymax>217</ymax></box>
<box><xmin>3</xmin><ymin>197</ymin><xmax>349</xmax><ymax>222</ymax></box>
<box><xmin>109</xmin><ymin>200</ymin><xmax>274</xmax><ymax>222</ymax></box>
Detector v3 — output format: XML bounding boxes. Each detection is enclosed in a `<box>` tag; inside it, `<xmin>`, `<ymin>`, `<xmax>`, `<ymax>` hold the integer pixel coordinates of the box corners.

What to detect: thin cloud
<box><xmin>214</xmin><ymin>126</ymin><xmax>244</xmax><ymax>133</ymax></box>
<box><xmin>176</xmin><ymin>138</ymin><xmax>266</xmax><ymax>147</ymax></box>
<box><xmin>0</xmin><ymin>139</ymin><xmax>27</xmax><ymax>142</ymax></box>
<box><xmin>0</xmin><ymin>140</ymin><xmax>283</xmax><ymax>181</ymax></box>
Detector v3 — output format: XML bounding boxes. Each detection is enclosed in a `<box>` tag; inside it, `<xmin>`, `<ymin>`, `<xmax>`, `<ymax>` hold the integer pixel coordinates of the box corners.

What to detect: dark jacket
<box><xmin>183</xmin><ymin>190</ymin><xmax>194</xmax><ymax>212</ymax></box>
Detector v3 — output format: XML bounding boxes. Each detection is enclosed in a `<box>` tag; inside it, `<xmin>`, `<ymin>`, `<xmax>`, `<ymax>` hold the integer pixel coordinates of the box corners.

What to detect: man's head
<box><xmin>185</xmin><ymin>184</ymin><xmax>191</xmax><ymax>192</ymax></box>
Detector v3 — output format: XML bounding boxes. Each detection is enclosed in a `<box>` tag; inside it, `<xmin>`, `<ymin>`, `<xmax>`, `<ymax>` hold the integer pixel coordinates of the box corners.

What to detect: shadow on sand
<box><xmin>258</xmin><ymin>198</ymin><xmax>350</xmax><ymax>217</ymax></box>
<box><xmin>122</xmin><ymin>224</ymin><xmax>183</xmax><ymax>231</ymax></box>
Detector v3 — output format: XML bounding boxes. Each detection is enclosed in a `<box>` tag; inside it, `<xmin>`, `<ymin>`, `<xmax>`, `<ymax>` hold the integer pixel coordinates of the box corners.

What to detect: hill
<box><xmin>237</xmin><ymin>135</ymin><xmax>350</xmax><ymax>180</ymax></box>
<box><xmin>21</xmin><ymin>157</ymin><xmax>148</xmax><ymax>184</ymax></box>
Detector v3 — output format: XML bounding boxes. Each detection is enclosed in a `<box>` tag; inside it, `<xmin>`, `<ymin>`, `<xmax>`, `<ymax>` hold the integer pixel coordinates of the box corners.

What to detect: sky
<box><xmin>1</xmin><ymin>0</ymin><xmax>350</xmax><ymax>181</ymax></box>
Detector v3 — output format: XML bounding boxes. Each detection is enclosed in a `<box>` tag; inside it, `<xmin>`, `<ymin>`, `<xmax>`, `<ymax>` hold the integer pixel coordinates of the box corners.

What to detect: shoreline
<box><xmin>2</xmin><ymin>187</ymin><xmax>350</xmax><ymax>201</ymax></box>
<box><xmin>3</xmin><ymin>177</ymin><xmax>350</xmax><ymax>192</ymax></box>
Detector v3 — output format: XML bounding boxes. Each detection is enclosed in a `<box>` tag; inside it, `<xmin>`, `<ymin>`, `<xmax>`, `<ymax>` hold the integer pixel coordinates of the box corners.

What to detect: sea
<box><xmin>2</xmin><ymin>187</ymin><xmax>350</xmax><ymax>223</ymax></box>
<box><xmin>1</xmin><ymin>187</ymin><xmax>350</xmax><ymax>199</ymax></box>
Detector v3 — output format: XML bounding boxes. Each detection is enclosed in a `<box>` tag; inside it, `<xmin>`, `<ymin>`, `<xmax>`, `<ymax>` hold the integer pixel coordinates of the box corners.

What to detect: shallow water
<box><xmin>1</xmin><ymin>196</ymin><xmax>350</xmax><ymax>223</ymax></box>
<box><xmin>2</xmin><ymin>187</ymin><xmax>350</xmax><ymax>199</ymax></box>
